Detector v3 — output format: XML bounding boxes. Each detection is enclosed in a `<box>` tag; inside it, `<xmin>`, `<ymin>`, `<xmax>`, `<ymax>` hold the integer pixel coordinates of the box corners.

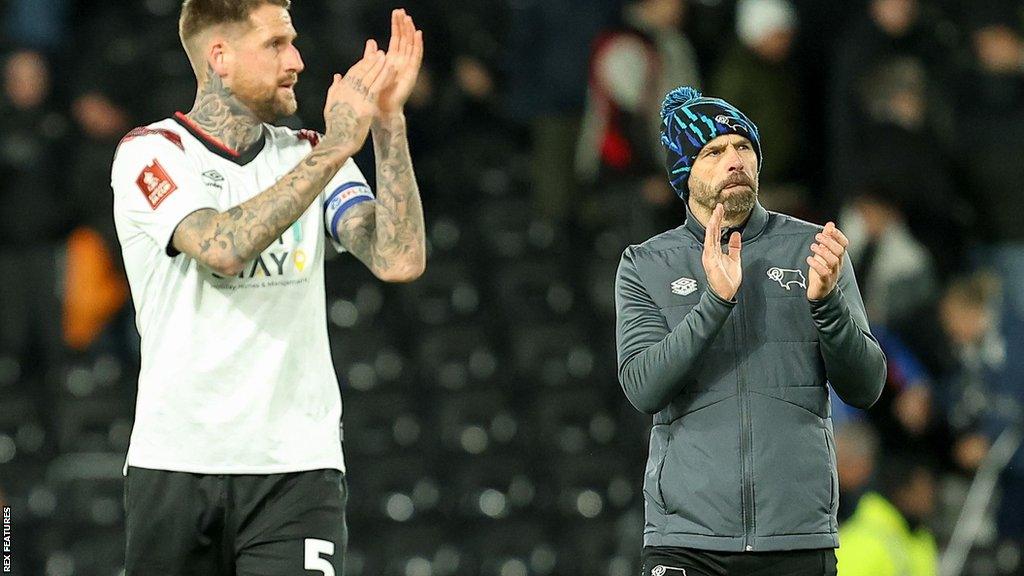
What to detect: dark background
<box><xmin>1</xmin><ymin>0</ymin><xmax>1023</xmax><ymax>574</ymax></box>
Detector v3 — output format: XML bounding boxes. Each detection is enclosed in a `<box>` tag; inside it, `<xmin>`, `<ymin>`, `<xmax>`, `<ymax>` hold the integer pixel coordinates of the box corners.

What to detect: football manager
<box><xmin>615</xmin><ymin>86</ymin><xmax>886</xmax><ymax>576</ymax></box>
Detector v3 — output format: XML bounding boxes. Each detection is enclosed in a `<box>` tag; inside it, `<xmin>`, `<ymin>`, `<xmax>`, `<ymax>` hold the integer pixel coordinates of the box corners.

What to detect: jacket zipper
<box><xmin>733</xmin><ymin>301</ymin><xmax>756</xmax><ymax>551</ymax></box>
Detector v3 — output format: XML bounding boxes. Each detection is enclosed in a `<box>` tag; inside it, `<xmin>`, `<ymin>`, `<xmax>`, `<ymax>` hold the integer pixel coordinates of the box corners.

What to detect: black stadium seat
<box><xmin>414</xmin><ymin>326</ymin><xmax>501</xmax><ymax>391</ymax></box>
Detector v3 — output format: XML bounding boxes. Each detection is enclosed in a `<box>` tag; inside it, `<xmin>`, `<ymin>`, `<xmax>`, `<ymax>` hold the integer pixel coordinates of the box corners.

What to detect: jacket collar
<box><xmin>683</xmin><ymin>201</ymin><xmax>769</xmax><ymax>244</ymax></box>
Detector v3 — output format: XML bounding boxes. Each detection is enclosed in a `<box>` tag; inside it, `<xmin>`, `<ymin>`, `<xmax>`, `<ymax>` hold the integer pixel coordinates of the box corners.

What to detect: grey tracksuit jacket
<box><xmin>615</xmin><ymin>203</ymin><xmax>886</xmax><ymax>552</ymax></box>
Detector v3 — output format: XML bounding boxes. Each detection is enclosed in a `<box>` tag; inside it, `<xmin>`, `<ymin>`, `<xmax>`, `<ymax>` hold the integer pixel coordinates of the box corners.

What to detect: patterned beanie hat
<box><xmin>659</xmin><ymin>86</ymin><xmax>762</xmax><ymax>201</ymax></box>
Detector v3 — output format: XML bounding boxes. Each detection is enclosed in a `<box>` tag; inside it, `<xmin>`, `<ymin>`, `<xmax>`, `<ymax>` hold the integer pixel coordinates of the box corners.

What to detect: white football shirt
<box><xmin>111</xmin><ymin>113</ymin><xmax>374</xmax><ymax>474</ymax></box>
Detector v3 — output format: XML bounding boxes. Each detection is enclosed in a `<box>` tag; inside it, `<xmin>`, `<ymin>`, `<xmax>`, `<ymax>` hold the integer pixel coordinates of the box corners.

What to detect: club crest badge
<box><xmin>767</xmin><ymin>267</ymin><xmax>806</xmax><ymax>291</ymax></box>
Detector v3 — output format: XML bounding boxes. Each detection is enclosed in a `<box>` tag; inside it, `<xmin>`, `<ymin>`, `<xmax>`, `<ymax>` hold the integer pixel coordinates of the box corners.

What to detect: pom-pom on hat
<box><xmin>660</xmin><ymin>86</ymin><xmax>762</xmax><ymax>201</ymax></box>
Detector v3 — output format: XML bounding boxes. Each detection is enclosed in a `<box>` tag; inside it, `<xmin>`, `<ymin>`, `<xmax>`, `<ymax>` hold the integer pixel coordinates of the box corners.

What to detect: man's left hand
<box><xmin>806</xmin><ymin>222</ymin><xmax>848</xmax><ymax>301</ymax></box>
<box><xmin>378</xmin><ymin>8</ymin><xmax>424</xmax><ymax>119</ymax></box>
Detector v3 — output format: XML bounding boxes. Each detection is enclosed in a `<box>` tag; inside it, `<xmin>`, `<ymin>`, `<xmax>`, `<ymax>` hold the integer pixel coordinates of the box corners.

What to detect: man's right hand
<box><xmin>702</xmin><ymin>203</ymin><xmax>742</xmax><ymax>301</ymax></box>
<box><xmin>322</xmin><ymin>40</ymin><xmax>397</xmax><ymax>154</ymax></box>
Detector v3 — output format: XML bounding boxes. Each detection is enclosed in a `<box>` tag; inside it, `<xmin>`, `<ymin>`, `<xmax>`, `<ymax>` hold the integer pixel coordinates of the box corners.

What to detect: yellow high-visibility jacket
<box><xmin>837</xmin><ymin>492</ymin><xmax>938</xmax><ymax>576</ymax></box>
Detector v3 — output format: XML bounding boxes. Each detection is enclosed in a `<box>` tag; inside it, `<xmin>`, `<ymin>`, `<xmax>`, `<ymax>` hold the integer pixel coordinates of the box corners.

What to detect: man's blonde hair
<box><xmin>179</xmin><ymin>0</ymin><xmax>290</xmax><ymax>71</ymax></box>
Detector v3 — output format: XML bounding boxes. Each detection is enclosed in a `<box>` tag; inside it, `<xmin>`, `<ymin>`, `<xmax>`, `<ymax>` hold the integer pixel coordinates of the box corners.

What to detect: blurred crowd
<box><xmin>1</xmin><ymin>0</ymin><xmax>1023</xmax><ymax>574</ymax></box>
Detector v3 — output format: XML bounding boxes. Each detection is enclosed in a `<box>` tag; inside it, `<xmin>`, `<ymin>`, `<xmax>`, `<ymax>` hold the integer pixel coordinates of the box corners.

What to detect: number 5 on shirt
<box><xmin>304</xmin><ymin>538</ymin><xmax>335</xmax><ymax>576</ymax></box>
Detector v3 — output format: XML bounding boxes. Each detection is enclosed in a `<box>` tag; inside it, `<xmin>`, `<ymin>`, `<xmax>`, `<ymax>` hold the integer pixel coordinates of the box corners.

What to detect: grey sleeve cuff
<box><xmin>809</xmin><ymin>284</ymin><xmax>886</xmax><ymax>410</ymax></box>
<box><xmin>707</xmin><ymin>286</ymin><xmax>738</xmax><ymax>308</ymax></box>
<box><xmin>808</xmin><ymin>284</ymin><xmax>845</xmax><ymax>329</ymax></box>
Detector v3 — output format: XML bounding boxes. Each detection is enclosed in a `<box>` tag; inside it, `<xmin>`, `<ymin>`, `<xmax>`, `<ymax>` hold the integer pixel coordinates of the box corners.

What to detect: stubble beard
<box><xmin>249</xmin><ymin>88</ymin><xmax>297</xmax><ymax>123</ymax></box>
<box><xmin>234</xmin><ymin>75</ymin><xmax>298</xmax><ymax>123</ymax></box>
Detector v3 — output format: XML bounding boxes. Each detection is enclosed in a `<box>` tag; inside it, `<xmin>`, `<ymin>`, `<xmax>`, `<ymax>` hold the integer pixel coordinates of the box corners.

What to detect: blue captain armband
<box><xmin>323</xmin><ymin>181</ymin><xmax>374</xmax><ymax>241</ymax></box>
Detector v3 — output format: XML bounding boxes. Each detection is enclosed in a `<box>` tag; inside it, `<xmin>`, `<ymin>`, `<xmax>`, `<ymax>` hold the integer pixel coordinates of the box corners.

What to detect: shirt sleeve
<box><xmin>810</xmin><ymin>256</ymin><xmax>887</xmax><ymax>410</ymax></box>
<box><xmin>111</xmin><ymin>135</ymin><xmax>219</xmax><ymax>257</ymax></box>
<box><xmin>615</xmin><ymin>246</ymin><xmax>737</xmax><ymax>414</ymax></box>
<box><xmin>322</xmin><ymin>158</ymin><xmax>375</xmax><ymax>253</ymax></box>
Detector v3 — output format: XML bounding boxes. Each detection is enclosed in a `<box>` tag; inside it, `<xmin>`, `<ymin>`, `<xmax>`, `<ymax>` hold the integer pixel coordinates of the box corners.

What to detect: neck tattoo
<box><xmin>186</xmin><ymin>65</ymin><xmax>264</xmax><ymax>153</ymax></box>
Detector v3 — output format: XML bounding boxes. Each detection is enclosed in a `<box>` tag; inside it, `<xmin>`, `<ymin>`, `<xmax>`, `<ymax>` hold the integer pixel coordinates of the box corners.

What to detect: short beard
<box><xmin>248</xmin><ymin>91</ymin><xmax>296</xmax><ymax>123</ymax></box>
<box><xmin>233</xmin><ymin>73</ymin><xmax>298</xmax><ymax>123</ymax></box>
<box><xmin>688</xmin><ymin>172</ymin><xmax>758</xmax><ymax>221</ymax></box>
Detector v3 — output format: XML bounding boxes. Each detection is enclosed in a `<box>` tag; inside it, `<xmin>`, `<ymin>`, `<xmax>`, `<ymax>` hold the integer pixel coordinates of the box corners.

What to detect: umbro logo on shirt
<box><xmin>670</xmin><ymin>277</ymin><xmax>697</xmax><ymax>296</ymax></box>
<box><xmin>202</xmin><ymin>170</ymin><xmax>225</xmax><ymax>189</ymax></box>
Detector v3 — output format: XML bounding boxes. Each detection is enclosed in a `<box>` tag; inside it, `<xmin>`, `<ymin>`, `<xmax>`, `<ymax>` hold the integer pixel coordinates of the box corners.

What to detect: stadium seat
<box><xmin>349</xmin><ymin>520</ymin><xmax>461</xmax><ymax>576</ymax></box>
<box><xmin>443</xmin><ymin>454</ymin><xmax>537</xmax><ymax>520</ymax></box>
<box><xmin>0</xmin><ymin>397</ymin><xmax>49</xmax><ymax>464</ymax></box>
<box><xmin>426</xmin><ymin>212</ymin><xmax>481</xmax><ymax>262</ymax></box>
<box><xmin>395</xmin><ymin>260</ymin><xmax>485</xmax><ymax>327</ymax></box>
<box><xmin>45</xmin><ymin>452</ymin><xmax>124</xmax><ymax>527</ymax></box>
<box><xmin>324</xmin><ymin>256</ymin><xmax>382</xmax><ymax>300</ymax></box>
<box><xmin>529</xmin><ymin>388</ymin><xmax>620</xmax><ymax>456</ymax></box>
<box><xmin>331</xmin><ymin>327</ymin><xmax>412</xmax><ymax>392</ymax></box>
<box><xmin>54</xmin><ymin>397</ymin><xmax>133</xmax><ymax>454</ymax></box>
<box><xmin>508</xmin><ymin>323</ymin><xmax>596</xmax><ymax>387</ymax></box>
<box><xmin>459</xmin><ymin>519</ymin><xmax>554</xmax><ymax>576</ymax></box>
<box><xmin>326</xmin><ymin>283</ymin><xmax>388</xmax><ymax>331</ymax></box>
<box><xmin>583</xmin><ymin>255</ymin><xmax>621</xmax><ymax>321</ymax></box>
<box><xmin>344</xmin><ymin>455</ymin><xmax>440</xmax><ymax>522</ymax></box>
<box><xmin>556</xmin><ymin>517</ymin><xmax>639</xmax><ymax>576</ymax></box>
<box><xmin>58</xmin><ymin>354</ymin><xmax>131</xmax><ymax>401</ymax></box>
<box><xmin>435</xmin><ymin>389</ymin><xmax>519</xmax><ymax>456</ymax></box>
<box><xmin>41</xmin><ymin>525</ymin><xmax>125</xmax><ymax>576</ymax></box>
<box><xmin>414</xmin><ymin>326</ymin><xmax>501</xmax><ymax>391</ymax></box>
<box><xmin>341</xmin><ymin>390</ymin><xmax>433</xmax><ymax>457</ymax></box>
<box><xmin>545</xmin><ymin>452</ymin><xmax>636</xmax><ymax>520</ymax></box>
<box><xmin>492</xmin><ymin>260</ymin><xmax>578</xmax><ymax>325</ymax></box>
<box><xmin>475</xmin><ymin>198</ymin><xmax>570</xmax><ymax>261</ymax></box>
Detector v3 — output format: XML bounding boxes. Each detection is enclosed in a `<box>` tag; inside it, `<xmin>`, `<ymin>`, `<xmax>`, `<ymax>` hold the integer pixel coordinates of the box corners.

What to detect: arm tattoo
<box><xmin>337</xmin><ymin>116</ymin><xmax>426</xmax><ymax>280</ymax></box>
<box><xmin>173</xmin><ymin>66</ymin><xmax>375</xmax><ymax>275</ymax></box>
<box><xmin>325</xmin><ymin>102</ymin><xmax>360</xmax><ymax>149</ymax></box>
<box><xmin>173</xmin><ymin>141</ymin><xmax>351</xmax><ymax>274</ymax></box>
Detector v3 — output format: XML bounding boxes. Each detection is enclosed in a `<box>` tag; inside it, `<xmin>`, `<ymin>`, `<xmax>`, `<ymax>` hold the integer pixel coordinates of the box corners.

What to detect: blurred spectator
<box><xmin>841</xmin><ymin>185</ymin><xmax>937</xmax><ymax>327</ymax></box>
<box><xmin>866</xmin><ymin>324</ymin><xmax>953</xmax><ymax>476</ymax></box>
<box><xmin>955</xmin><ymin>7</ymin><xmax>1024</xmax><ymax>325</ymax></box>
<box><xmin>836</xmin><ymin>455</ymin><xmax>939</xmax><ymax>576</ymax></box>
<box><xmin>829</xmin><ymin>0</ymin><xmax>954</xmax><ymax>204</ymax></box>
<box><xmin>835</xmin><ymin>421</ymin><xmax>880</xmax><ymax>522</ymax></box>
<box><xmin>437</xmin><ymin>56</ymin><xmax>504</xmax><ymax>135</ymax></box>
<box><xmin>2</xmin><ymin>0</ymin><xmax>70</xmax><ymax>52</ymax></box>
<box><xmin>69</xmin><ymin>92</ymin><xmax>131</xmax><ymax>251</ymax></box>
<box><xmin>711</xmin><ymin>0</ymin><xmax>803</xmax><ymax>188</ymax></box>
<box><xmin>396</xmin><ymin>66</ymin><xmax>447</xmax><ymax>173</ymax></box>
<box><xmin>576</xmin><ymin>0</ymin><xmax>700</xmax><ymax>236</ymax></box>
<box><xmin>854</xmin><ymin>56</ymin><xmax>971</xmax><ymax>277</ymax></box>
<box><xmin>507</xmin><ymin>0</ymin><xmax>618</xmax><ymax>223</ymax></box>
<box><xmin>59</xmin><ymin>87</ymin><xmax>135</xmax><ymax>355</ymax></box>
<box><xmin>894</xmin><ymin>273</ymin><xmax>1004</xmax><ymax>473</ymax></box>
<box><xmin>0</xmin><ymin>50</ymin><xmax>71</xmax><ymax>389</ymax></box>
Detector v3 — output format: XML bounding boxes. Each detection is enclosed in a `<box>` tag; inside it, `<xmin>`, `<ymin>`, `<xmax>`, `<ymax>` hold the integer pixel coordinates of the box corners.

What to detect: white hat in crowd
<box><xmin>735</xmin><ymin>0</ymin><xmax>798</xmax><ymax>47</ymax></box>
